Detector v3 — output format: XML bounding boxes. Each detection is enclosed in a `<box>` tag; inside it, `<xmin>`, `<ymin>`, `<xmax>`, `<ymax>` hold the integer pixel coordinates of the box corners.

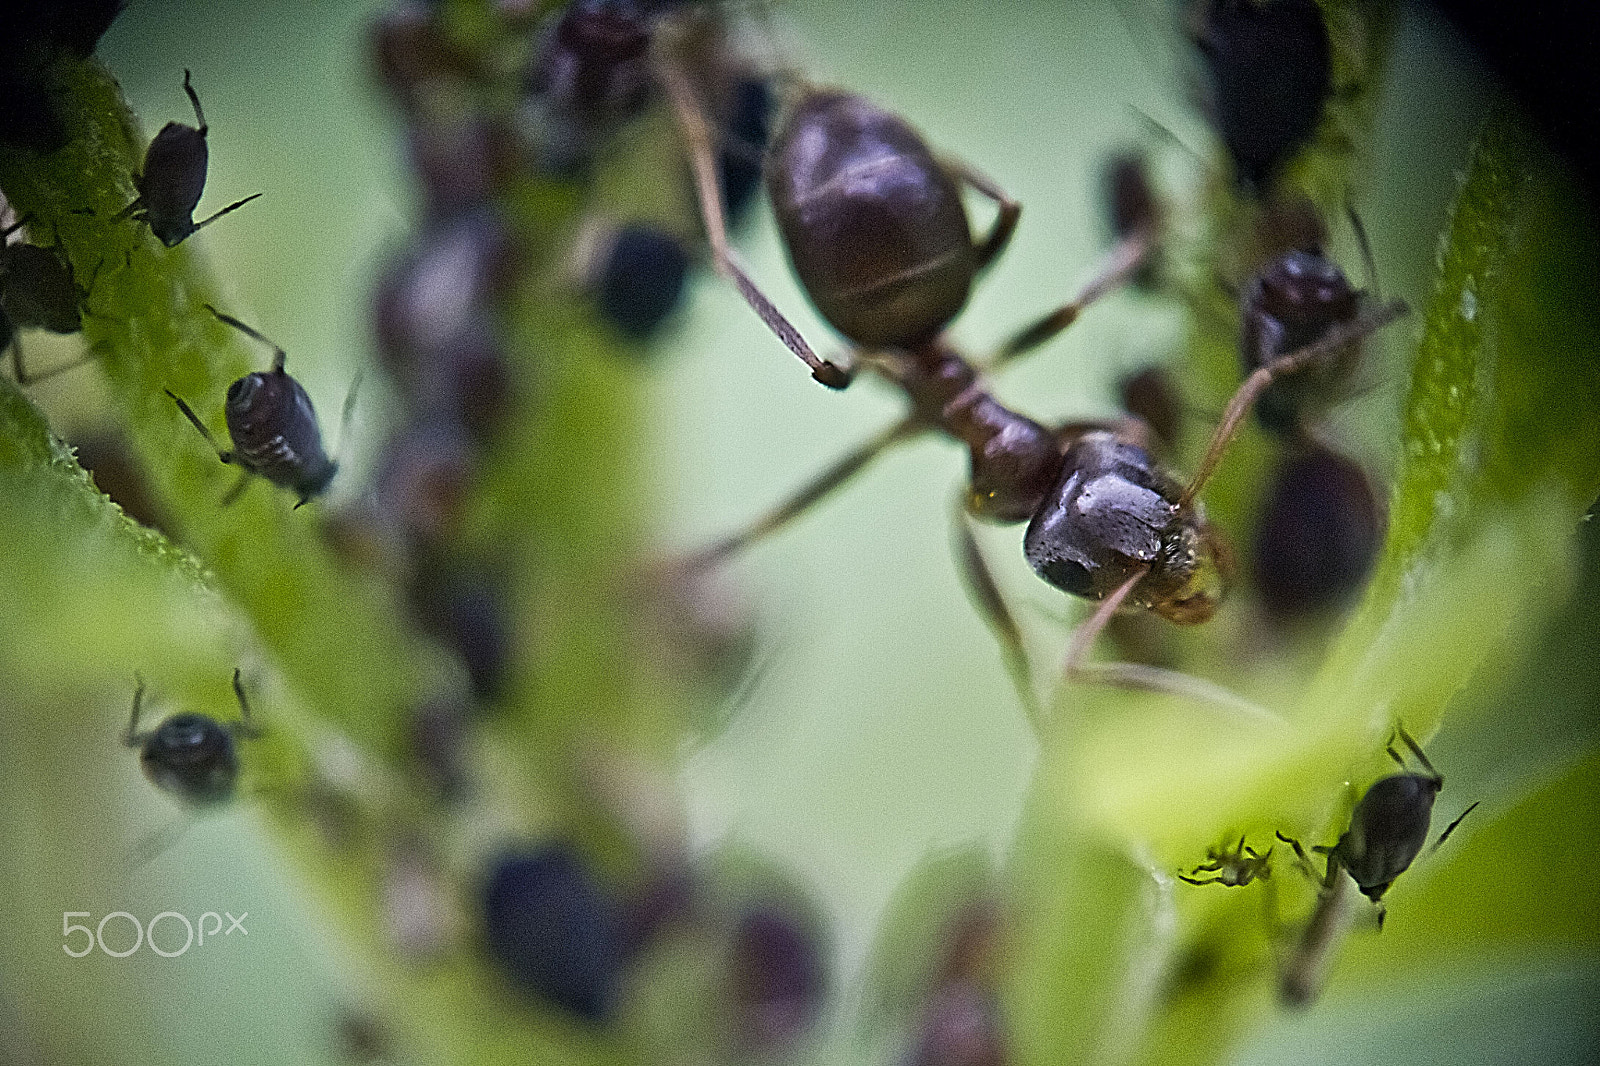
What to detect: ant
<box><xmin>657</xmin><ymin>47</ymin><xmax>1405</xmax><ymax>724</ymax></box>
<box><xmin>167</xmin><ymin>305</ymin><xmax>353</xmax><ymax>507</ymax></box>
<box><xmin>1177</xmin><ymin>834</ymin><xmax>1273</xmax><ymax>887</ymax></box>
<box><xmin>115</xmin><ymin>70</ymin><xmax>262</xmax><ymax>247</ymax></box>
<box><xmin>1274</xmin><ymin>726</ymin><xmax>1479</xmax><ymax>1004</ymax></box>
<box><xmin>124</xmin><ymin>669</ymin><xmax>262</xmax><ymax>806</ymax></box>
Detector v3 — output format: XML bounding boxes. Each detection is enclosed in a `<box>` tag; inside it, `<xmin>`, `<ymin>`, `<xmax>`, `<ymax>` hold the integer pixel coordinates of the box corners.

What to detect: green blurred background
<box><xmin>3</xmin><ymin>1</ymin><xmax>1597</xmax><ymax>1064</ymax></box>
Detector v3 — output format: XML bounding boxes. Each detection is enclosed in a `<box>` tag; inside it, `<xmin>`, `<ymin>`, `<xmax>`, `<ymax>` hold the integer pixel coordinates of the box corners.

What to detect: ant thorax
<box><xmin>1024</xmin><ymin>432</ymin><xmax>1227</xmax><ymax>625</ymax></box>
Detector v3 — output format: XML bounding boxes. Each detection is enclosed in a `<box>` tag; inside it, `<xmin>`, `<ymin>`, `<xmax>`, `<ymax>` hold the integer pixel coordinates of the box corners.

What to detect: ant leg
<box><xmin>1177</xmin><ymin>299</ymin><xmax>1408</xmax><ymax>509</ymax></box>
<box><xmin>1062</xmin><ymin>567</ymin><xmax>1283</xmax><ymax>724</ymax></box>
<box><xmin>1430</xmin><ymin>801</ymin><xmax>1480</xmax><ymax>854</ymax></box>
<box><xmin>182</xmin><ymin>69</ymin><xmax>207</xmax><ymax>134</ymax></box>
<box><xmin>231</xmin><ymin>667</ymin><xmax>263</xmax><ymax>739</ymax></box>
<box><xmin>205</xmin><ymin>304</ymin><xmax>287</xmax><ymax>371</ymax></box>
<box><xmin>190</xmin><ymin>193</ymin><xmax>264</xmax><ymax>236</ymax></box>
<box><xmin>124</xmin><ymin>673</ymin><xmax>148</xmax><ymax>747</ymax></box>
<box><xmin>943</xmin><ymin>158</ymin><xmax>1021</xmax><ymax>271</ymax></box>
<box><xmin>953</xmin><ymin>505</ymin><xmax>1045</xmax><ymax>737</ymax></box>
<box><xmin>687</xmin><ymin>415</ymin><xmax>923</xmax><ymax>569</ymax></box>
<box><xmin>984</xmin><ymin>226</ymin><xmax>1155</xmax><ymax>371</ymax></box>
<box><xmin>165</xmin><ymin>389</ymin><xmax>235</xmax><ymax>464</ymax></box>
<box><xmin>654</xmin><ymin>50</ymin><xmax>851</xmax><ymax>389</ymax></box>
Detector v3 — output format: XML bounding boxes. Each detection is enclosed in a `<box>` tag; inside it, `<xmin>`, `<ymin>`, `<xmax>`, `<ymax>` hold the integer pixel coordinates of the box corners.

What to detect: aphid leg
<box><xmin>12</xmin><ymin>346</ymin><xmax>103</xmax><ymax>385</ymax></box>
<box><xmin>330</xmin><ymin>366</ymin><xmax>364</xmax><ymax>467</ymax></box>
<box><xmin>1430</xmin><ymin>800</ymin><xmax>1480</xmax><ymax>854</ymax></box>
<box><xmin>231</xmin><ymin>667</ymin><xmax>263</xmax><ymax>739</ymax></box>
<box><xmin>654</xmin><ymin>47</ymin><xmax>851</xmax><ymax>389</ymax></box>
<box><xmin>941</xmin><ymin>158</ymin><xmax>1021</xmax><ymax>271</ymax></box>
<box><xmin>189</xmin><ymin>192</ymin><xmax>264</xmax><ymax>236</ymax></box>
<box><xmin>1177</xmin><ymin>874</ymin><xmax>1222</xmax><ymax>886</ymax></box>
<box><xmin>1394</xmin><ymin>724</ymin><xmax>1439</xmax><ymax>780</ymax></box>
<box><xmin>111</xmin><ymin>197</ymin><xmax>144</xmax><ymax>224</ymax></box>
<box><xmin>1061</xmin><ymin>568</ymin><xmax>1283</xmax><ymax>724</ymax></box>
<box><xmin>984</xmin><ymin>225</ymin><xmax>1154</xmax><ymax>371</ymax></box>
<box><xmin>165</xmin><ymin>389</ymin><xmax>235</xmax><ymax>464</ymax></box>
<box><xmin>1345</xmin><ymin>197</ymin><xmax>1381</xmax><ymax>301</ymax></box>
<box><xmin>205</xmin><ymin>305</ymin><xmax>287</xmax><ymax>371</ymax></box>
<box><xmin>182</xmin><ymin>68</ymin><xmax>207</xmax><ymax>134</ymax></box>
<box><xmin>219</xmin><ymin>469</ymin><xmax>254</xmax><ymax>507</ymax></box>
<box><xmin>953</xmin><ymin>504</ymin><xmax>1045</xmax><ymax>737</ymax></box>
<box><xmin>687</xmin><ymin>415</ymin><xmax>923</xmax><ymax>569</ymax></box>
<box><xmin>1275</xmin><ymin>831</ymin><xmax>1319</xmax><ymax>878</ymax></box>
<box><xmin>124</xmin><ymin>673</ymin><xmax>148</xmax><ymax>747</ymax></box>
<box><xmin>1177</xmin><ymin>299</ymin><xmax>1409</xmax><ymax>509</ymax></box>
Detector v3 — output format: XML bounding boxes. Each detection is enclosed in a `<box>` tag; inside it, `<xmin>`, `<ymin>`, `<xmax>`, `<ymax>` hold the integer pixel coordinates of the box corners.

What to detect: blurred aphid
<box><xmin>167</xmin><ymin>306</ymin><xmax>344</xmax><ymax>507</ymax></box>
<box><xmin>1177</xmin><ymin>834</ymin><xmax>1273</xmax><ymax>887</ymax></box>
<box><xmin>409</xmin><ymin>558</ymin><xmax>513</xmax><ymax>702</ymax></box>
<box><xmin>631</xmin><ymin>561</ymin><xmax>757</xmax><ymax>694</ymax></box>
<box><xmin>1277</xmin><ymin>728</ymin><xmax>1479</xmax><ymax>1005</ymax></box>
<box><xmin>332</xmin><ymin>1007</ymin><xmax>392</xmax><ymax>1064</ymax></box>
<box><xmin>716</xmin><ymin>73</ymin><xmax>775</xmax><ymax>226</ymax></box>
<box><xmin>114</xmin><ymin>70</ymin><xmax>261</xmax><ymax>246</ymax></box>
<box><xmin>370</xmin><ymin>0</ymin><xmax>478</xmax><ymax>111</ymax></box>
<box><xmin>1101</xmin><ymin>151</ymin><xmax>1162</xmax><ymax>290</ymax></box>
<box><xmin>373</xmin><ymin>210</ymin><xmax>520</xmax><ymax>432</ymax></box>
<box><xmin>406</xmin><ymin>115</ymin><xmax>518</xmax><ymax>218</ymax></box>
<box><xmin>592</xmin><ymin>222</ymin><xmax>691</xmax><ymax>339</ymax></box>
<box><xmin>520</xmin><ymin>0</ymin><xmax>655</xmax><ymax>174</ymax></box>
<box><xmin>1240</xmin><ymin>245</ymin><xmax>1364</xmax><ymax>435</ymax></box>
<box><xmin>374</xmin><ymin>418</ymin><xmax>478</xmax><ymax>547</ymax></box>
<box><xmin>1192</xmin><ymin>0</ymin><xmax>1332</xmax><ymax>191</ymax></box>
<box><xmin>382</xmin><ymin>839</ymin><xmax>459</xmax><ymax>958</ymax></box>
<box><xmin>406</xmin><ymin>697</ymin><xmax>472</xmax><ymax>802</ymax></box>
<box><xmin>482</xmin><ymin>843</ymin><xmax>628</xmax><ymax>1021</ymax></box>
<box><xmin>72</xmin><ymin>430</ymin><xmax>172</xmax><ymax>534</ymax></box>
<box><xmin>123</xmin><ymin>669</ymin><xmax>260</xmax><ymax>806</ymax></box>
<box><xmin>726</xmin><ymin>903</ymin><xmax>829</xmax><ymax>1053</ymax></box>
<box><xmin>1118</xmin><ymin>365</ymin><xmax>1183</xmax><ymax>454</ymax></box>
<box><xmin>1</xmin><ymin>216</ymin><xmax>101</xmax><ymax>383</ymax></box>
<box><xmin>1251</xmin><ymin>443</ymin><xmax>1381</xmax><ymax>618</ymax></box>
<box><xmin>0</xmin><ymin>0</ymin><xmax>126</xmax><ymax>151</ymax></box>
<box><xmin>904</xmin><ymin>980</ymin><xmax>1007</xmax><ymax>1066</ymax></box>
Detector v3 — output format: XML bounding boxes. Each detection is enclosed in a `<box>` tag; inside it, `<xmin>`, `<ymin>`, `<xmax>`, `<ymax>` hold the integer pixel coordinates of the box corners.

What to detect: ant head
<box><xmin>139</xmin><ymin>712</ymin><xmax>240</xmax><ymax>805</ymax></box>
<box><xmin>1147</xmin><ymin>518</ymin><xmax>1231</xmax><ymax>626</ymax></box>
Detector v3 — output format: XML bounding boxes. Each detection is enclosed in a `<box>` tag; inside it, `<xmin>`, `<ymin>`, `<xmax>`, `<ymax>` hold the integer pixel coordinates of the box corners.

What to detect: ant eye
<box><xmin>1038</xmin><ymin>558</ymin><xmax>1095</xmax><ymax>597</ymax></box>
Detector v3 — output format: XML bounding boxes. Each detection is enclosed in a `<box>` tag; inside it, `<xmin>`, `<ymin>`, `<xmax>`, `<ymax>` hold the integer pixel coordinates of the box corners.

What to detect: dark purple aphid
<box><xmin>116</xmin><ymin>70</ymin><xmax>261</xmax><ymax>246</ymax></box>
<box><xmin>1240</xmin><ymin>246</ymin><xmax>1363</xmax><ymax>434</ymax></box>
<box><xmin>520</xmin><ymin>0</ymin><xmax>655</xmax><ymax>174</ymax></box>
<box><xmin>1</xmin><ymin>216</ymin><xmax>103</xmax><ymax>383</ymax></box>
<box><xmin>717</xmin><ymin>73</ymin><xmax>774</xmax><ymax>226</ymax></box>
<box><xmin>408</xmin><ymin>559</ymin><xmax>512</xmax><ymax>701</ymax></box>
<box><xmin>167</xmin><ymin>306</ymin><xmax>340</xmax><ymax>506</ymax></box>
<box><xmin>123</xmin><ymin>669</ymin><xmax>260</xmax><ymax>806</ymax></box>
<box><xmin>374</xmin><ymin>418</ymin><xmax>478</xmax><ymax>546</ymax></box>
<box><xmin>1102</xmin><ymin>151</ymin><xmax>1161</xmax><ymax>289</ymax></box>
<box><xmin>594</xmin><ymin>223</ymin><xmax>690</xmax><ymax>339</ymax></box>
<box><xmin>406</xmin><ymin>115</ymin><xmax>518</xmax><ymax>218</ymax></box>
<box><xmin>482</xmin><ymin>843</ymin><xmax>627</xmax><ymax>1021</ymax></box>
<box><xmin>1252</xmin><ymin>443</ymin><xmax>1381</xmax><ymax>617</ymax></box>
<box><xmin>1119</xmin><ymin>365</ymin><xmax>1183</xmax><ymax>454</ymax></box>
<box><xmin>72</xmin><ymin>430</ymin><xmax>172</xmax><ymax>533</ymax></box>
<box><xmin>726</xmin><ymin>904</ymin><xmax>828</xmax><ymax>1053</ymax></box>
<box><xmin>904</xmin><ymin>980</ymin><xmax>1007</xmax><ymax>1066</ymax></box>
<box><xmin>1193</xmin><ymin>0</ymin><xmax>1333</xmax><ymax>191</ymax></box>
<box><xmin>370</xmin><ymin>0</ymin><xmax>477</xmax><ymax>111</ymax></box>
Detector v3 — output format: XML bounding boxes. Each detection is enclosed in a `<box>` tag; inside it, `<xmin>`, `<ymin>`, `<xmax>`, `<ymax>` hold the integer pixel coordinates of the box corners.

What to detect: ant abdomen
<box><xmin>1241</xmin><ymin>248</ymin><xmax>1362</xmax><ymax>432</ymax></box>
<box><xmin>768</xmin><ymin>90</ymin><xmax>976</xmax><ymax>349</ymax></box>
<box><xmin>1024</xmin><ymin>432</ymin><xmax>1228</xmax><ymax>625</ymax></box>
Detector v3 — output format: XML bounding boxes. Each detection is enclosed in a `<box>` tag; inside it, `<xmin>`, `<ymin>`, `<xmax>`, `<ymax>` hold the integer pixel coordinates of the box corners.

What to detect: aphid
<box><xmin>591</xmin><ymin>222</ymin><xmax>690</xmax><ymax>339</ymax></box>
<box><xmin>408</xmin><ymin>557</ymin><xmax>512</xmax><ymax>702</ymax></box>
<box><xmin>0</xmin><ymin>0</ymin><xmax>125</xmax><ymax>151</ymax></box>
<box><xmin>370</xmin><ymin>0</ymin><xmax>478</xmax><ymax>111</ymax></box>
<box><xmin>0</xmin><ymin>216</ymin><xmax>101</xmax><ymax>383</ymax></box>
<box><xmin>123</xmin><ymin>668</ymin><xmax>260</xmax><ymax>806</ymax></box>
<box><xmin>1240</xmin><ymin>244</ymin><xmax>1366</xmax><ymax>435</ymax></box>
<box><xmin>481</xmin><ymin>843</ymin><xmax>627</xmax><ymax>1021</ymax></box>
<box><xmin>1118</xmin><ymin>365</ymin><xmax>1183</xmax><ymax>455</ymax></box>
<box><xmin>71</xmin><ymin>430</ymin><xmax>172</xmax><ymax>534</ymax></box>
<box><xmin>406</xmin><ymin>115</ymin><xmax>518</xmax><ymax>219</ymax></box>
<box><xmin>660</xmin><ymin>60</ymin><xmax>1404</xmax><ymax>717</ymax></box>
<box><xmin>115</xmin><ymin>70</ymin><xmax>262</xmax><ymax>246</ymax></box>
<box><xmin>726</xmin><ymin>903</ymin><xmax>829</xmax><ymax>1053</ymax></box>
<box><xmin>167</xmin><ymin>306</ymin><xmax>344</xmax><ymax>507</ymax></box>
<box><xmin>1101</xmin><ymin>150</ymin><xmax>1163</xmax><ymax>290</ymax></box>
<box><xmin>1177</xmin><ymin>834</ymin><xmax>1273</xmax><ymax>887</ymax></box>
<box><xmin>717</xmin><ymin>72</ymin><xmax>776</xmax><ymax>226</ymax></box>
<box><xmin>1252</xmin><ymin>442</ymin><xmax>1382</xmax><ymax>618</ymax></box>
<box><xmin>904</xmin><ymin>980</ymin><xmax>1007</xmax><ymax>1066</ymax></box>
<box><xmin>1276</xmin><ymin>727</ymin><xmax>1479</xmax><ymax>1005</ymax></box>
<box><xmin>1192</xmin><ymin>0</ymin><xmax>1333</xmax><ymax>191</ymax></box>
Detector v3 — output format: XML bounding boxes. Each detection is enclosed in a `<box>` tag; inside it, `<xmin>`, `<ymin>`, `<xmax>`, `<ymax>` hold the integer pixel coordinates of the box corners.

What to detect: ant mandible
<box><xmin>656</xmin><ymin>37</ymin><xmax>1404</xmax><ymax>725</ymax></box>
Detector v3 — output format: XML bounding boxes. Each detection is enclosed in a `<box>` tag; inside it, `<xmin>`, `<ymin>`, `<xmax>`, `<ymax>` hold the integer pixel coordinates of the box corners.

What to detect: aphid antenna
<box><xmin>1343</xmin><ymin>195</ymin><xmax>1381</xmax><ymax>302</ymax></box>
<box><xmin>1429</xmin><ymin>800</ymin><xmax>1481</xmax><ymax>855</ymax></box>
<box><xmin>206</xmin><ymin>304</ymin><xmax>286</xmax><ymax>372</ymax></box>
<box><xmin>231</xmin><ymin>667</ymin><xmax>264</xmax><ymax>739</ymax></box>
<box><xmin>181</xmin><ymin>68</ymin><xmax>207</xmax><ymax>133</ymax></box>
<box><xmin>1389</xmin><ymin>724</ymin><xmax>1439</xmax><ymax>781</ymax></box>
<box><xmin>124</xmin><ymin>671</ymin><xmax>149</xmax><ymax>746</ymax></box>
